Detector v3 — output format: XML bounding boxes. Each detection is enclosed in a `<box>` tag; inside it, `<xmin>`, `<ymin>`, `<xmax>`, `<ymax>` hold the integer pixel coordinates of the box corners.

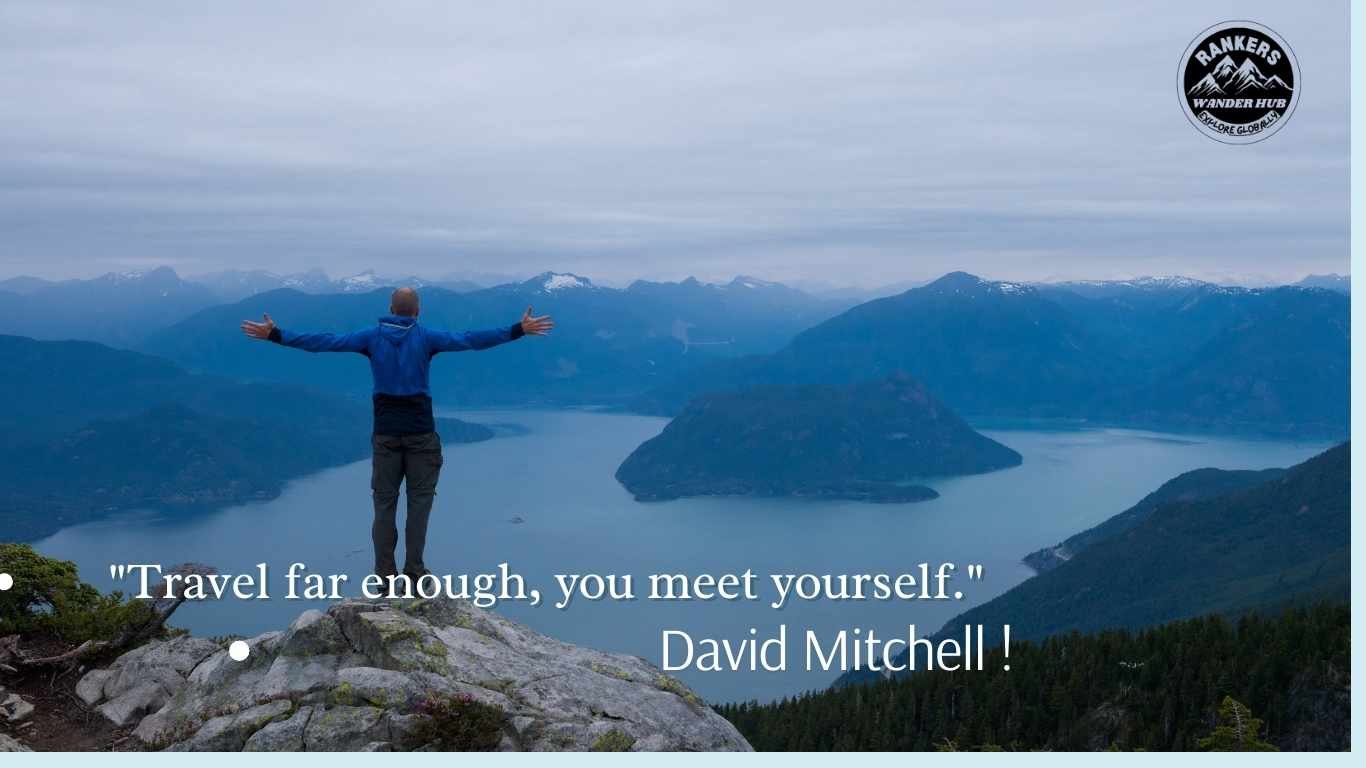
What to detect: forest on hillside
<box><xmin>718</xmin><ymin>603</ymin><xmax>1350</xmax><ymax>751</ymax></box>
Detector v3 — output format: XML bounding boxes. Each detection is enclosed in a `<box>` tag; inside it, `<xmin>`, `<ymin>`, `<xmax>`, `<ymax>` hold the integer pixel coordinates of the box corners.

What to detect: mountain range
<box><xmin>188</xmin><ymin>268</ymin><xmax>487</xmax><ymax>302</ymax></box>
<box><xmin>1296</xmin><ymin>273</ymin><xmax>1350</xmax><ymax>293</ymax></box>
<box><xmin>0</xmin><ymin>266</ymin><xmax>1349</xmax><ymax>436</ymax></box>
<box><xmin>0</xmin><ymin>267</ymin><xmax>490</xmax><ymax>345</ymax></box>
<box><xmin>0</xmin><ymin>267</ymin><xmax>220</xmax><ymax>348</ymax></box>
<box><xmin>637</xmin><ymin>272</ymin><xmax>1349</xmax><ymax>438</ymax></box>
<box><xmin>138</xmin><ymin>272</ymin><xmax>852</xmax><ymax>407</ymax></box>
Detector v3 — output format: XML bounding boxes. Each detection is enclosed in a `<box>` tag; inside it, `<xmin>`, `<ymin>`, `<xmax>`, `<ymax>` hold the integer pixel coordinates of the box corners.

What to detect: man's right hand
<box><xmin>241</xmin><ymin>313</ymin><xmax>276</xmax><ymax>340</ymax></box>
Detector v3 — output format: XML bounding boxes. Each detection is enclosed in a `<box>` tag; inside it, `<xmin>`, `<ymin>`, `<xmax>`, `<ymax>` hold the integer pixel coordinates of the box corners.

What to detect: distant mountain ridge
<box><xmin>1039</xmin><ymin>275</ymin><xmax>1212</xmax><ymax>297</ymax></box>
<box><xmin>0</xmin><ymin>266</ymin><xmax>1348</xmax><ymax>436</ymax></box>
<box><xmin>0</xmin><ymin>267</ymin><xmax>219</xmax><ymax>347</ymax></box>
<box><xmin>140</xmin><ymin>272</ymin><xmax>851</xmax><ymax>407</ymax></box>
<box><xmin>1296</xmin><ymin>273</ymin><xmax>1350</xmax><ymax>293</ymax></box>
<box><xmin>638</xmin><ymin>271</ymin><xmax>1349</xmax><ymax>438</ymax></box>
<box><xmin>187</xmin><ymin>268</ymin><xmax>487</xmax><ymax>302</ymax></box>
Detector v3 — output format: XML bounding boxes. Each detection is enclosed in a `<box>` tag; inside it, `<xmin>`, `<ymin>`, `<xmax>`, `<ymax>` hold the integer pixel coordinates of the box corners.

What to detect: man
<box><xmin>241</xmin><ymin>287</ymin><xmax>553</xmax><ymax>580</ymax></box>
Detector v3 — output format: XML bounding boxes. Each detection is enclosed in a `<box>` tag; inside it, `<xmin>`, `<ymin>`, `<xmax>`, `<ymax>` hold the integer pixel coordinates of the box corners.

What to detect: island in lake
<box><xmin>615</xmin><ymin>372</ymin><xmax>1021</xmax><ymax>502</ymax></box>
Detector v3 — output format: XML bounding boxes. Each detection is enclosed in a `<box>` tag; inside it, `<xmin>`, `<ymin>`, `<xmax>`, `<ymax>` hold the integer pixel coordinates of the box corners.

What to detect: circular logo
<box><xmin>1178</xmin><ymin>21</ymin><xmax>1299</xmax><ymax>144</ymax></box>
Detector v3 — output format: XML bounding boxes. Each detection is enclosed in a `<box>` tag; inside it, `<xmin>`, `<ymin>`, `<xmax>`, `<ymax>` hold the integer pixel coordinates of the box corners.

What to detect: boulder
<box><xmin>98</xmin><ymin>682</ymin><xmax>165</xmax><ymax>727</ymax></box>
<box><xmin>165</xmin><ymin>700</ymin><xmax>294</xmax><ymax>751</ymax></box>
<box><xmin>243</xmin><ymin>705</ymin><xmax>313</xmax><ymax>751</ymax></box>
<box><xmin>86</xmin><ymin>598</ymin><xmax>751</xmax><ymax>752</ymax></box>
<box><xmin>76</xmin><ymin>634</ymin><xmax>219</xmax><ymax>726</ymax></box>
<box><xmin>0</xmin><ymin>733</ymin><xmax>31</xmax><ymax>752</ymax></box>
<box><xmin>301</xmin><ymin>704</ymin><xmax>388</xmax><ymax>751</ymax></box>
<box><xmin>75</xmin><ymin>669</ymin><xmax>114</xmax><ymax>706</ymax></box>
<box><xmin>2</xmin><ymin>692</ymin><xmax>35</xmax><ymax>723</ymax></box>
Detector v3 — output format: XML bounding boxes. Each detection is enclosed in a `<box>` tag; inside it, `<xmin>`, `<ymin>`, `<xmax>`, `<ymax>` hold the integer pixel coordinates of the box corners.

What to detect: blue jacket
<box><xmin>270</xmin><ymin>315</ymin><xmax>523</xmax><ymax>434</ymax></box>
<box><xmin>273</xmin><ymin>315</ymin><xmax>522</xmax><ymax>395</ymax></box>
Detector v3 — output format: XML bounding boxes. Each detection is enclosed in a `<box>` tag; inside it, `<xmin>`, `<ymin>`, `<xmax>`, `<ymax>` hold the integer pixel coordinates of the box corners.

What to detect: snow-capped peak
<box><xmin>542</xmin><ymin>273</ymin><xmax>591</xmax><ymax>291</ymax></box>
<box><xmin>1139</xmin><ymin>275</ymin><xmax>1205</xmax><ymax>289</ymax></box>
<box><xmin>731</xmin><ymin>275</ymin><xmax>780</xmax><ymax>290</ymax></box>
<box><xmin>1056</xmin><ymin>276</ymin><xmax>1209</xmax><ymax>291</ymax></box>
<box><xmin>339</xmin><ymin>270</ymin><xmax>379</xmax><ymax>292</ymax></box>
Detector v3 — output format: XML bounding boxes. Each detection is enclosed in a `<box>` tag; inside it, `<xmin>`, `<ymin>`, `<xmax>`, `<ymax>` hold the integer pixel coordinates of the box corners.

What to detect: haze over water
<box><xmin>36</xmin><ymin>410</ymin><xmax>1330</xmax><ymax>702</ymax></box>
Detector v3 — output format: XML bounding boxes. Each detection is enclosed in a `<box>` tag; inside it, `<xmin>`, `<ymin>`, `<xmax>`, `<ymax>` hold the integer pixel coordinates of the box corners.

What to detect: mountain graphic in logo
<box><xmin>1178</xmin><ymin>22</ymin><xmax>1299</xmax><ymax>144</ymax></box>
<box><xmin>1186</xmin><ymin>55</ymin><xmax>1294</xmax><ymax>97</ymax></box>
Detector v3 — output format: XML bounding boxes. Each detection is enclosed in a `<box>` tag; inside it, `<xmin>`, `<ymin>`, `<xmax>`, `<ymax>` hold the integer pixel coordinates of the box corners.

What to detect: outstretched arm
<box><xmin>427</xmin><ymin>306</ymin><xmax>555</xmax><ymax>354</ymax></box>
<box><xmin>240</xmin><ymin>313</ymin><xmax>372</xmax><ymax>353</ymax></box>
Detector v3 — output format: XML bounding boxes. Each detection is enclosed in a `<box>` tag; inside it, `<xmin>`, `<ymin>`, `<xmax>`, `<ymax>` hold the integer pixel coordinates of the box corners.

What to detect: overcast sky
<box><xmin>0</xmin><ymin>1</ymin><xmax>1349</xmax><ymax>288</ymax></box>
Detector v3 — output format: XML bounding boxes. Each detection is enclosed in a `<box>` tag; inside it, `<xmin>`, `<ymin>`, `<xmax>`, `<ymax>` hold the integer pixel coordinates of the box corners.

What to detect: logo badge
<box><xmin>1178</xmin><ymin>21</ymin><xmax>1299</xmax><ymax>144</ymax></box>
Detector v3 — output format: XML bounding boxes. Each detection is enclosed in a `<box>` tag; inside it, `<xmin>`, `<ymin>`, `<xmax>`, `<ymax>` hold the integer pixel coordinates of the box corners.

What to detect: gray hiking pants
<box><xmin>371</xmin><ymin>431</ymin><xmax>443</xmax><ymax>578</ymax></box>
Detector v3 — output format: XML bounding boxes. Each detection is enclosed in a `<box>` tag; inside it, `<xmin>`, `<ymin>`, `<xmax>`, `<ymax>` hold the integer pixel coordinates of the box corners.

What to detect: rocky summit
<box><xmin>75</xmin><ymin>598</ymin><xmax>750</xmax><ymax>752</ymax></box>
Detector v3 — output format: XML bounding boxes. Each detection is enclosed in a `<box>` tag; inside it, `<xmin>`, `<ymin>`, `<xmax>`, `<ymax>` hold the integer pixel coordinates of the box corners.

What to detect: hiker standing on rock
<box><xmin>241</xmin><ymin>287</ymin><xmax>553</xmax><ymax>581</ymax></box>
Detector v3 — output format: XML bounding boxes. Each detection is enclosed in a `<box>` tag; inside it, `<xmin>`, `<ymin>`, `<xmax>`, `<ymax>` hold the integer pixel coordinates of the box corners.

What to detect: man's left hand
<box><xmin>520</xmin><ymin>306</ymin><xmax>554</xmax><ymax>336</ymax></box>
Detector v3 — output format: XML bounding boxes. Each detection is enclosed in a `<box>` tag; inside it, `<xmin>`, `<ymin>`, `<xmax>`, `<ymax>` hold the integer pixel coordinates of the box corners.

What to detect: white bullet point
<box><xmin>228</xmin><ymin>640</ymin><xmax>250</xmax><ymax>662</ymax></box>
<box><xmin>0</xmin><ymin>573</ymin><xmax>12</xmax><ymax>591</ymax></box>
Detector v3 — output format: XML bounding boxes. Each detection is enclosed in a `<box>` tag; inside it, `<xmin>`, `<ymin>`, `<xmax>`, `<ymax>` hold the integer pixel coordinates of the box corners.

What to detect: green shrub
<box><xmin>406</xmin><ymin>691</ymin><xmax>507</xmax><ymax>751</ymax></box>
<box><xmin>591</xmin><ymin>729</ymin><xmax>636</xmax><ymax>752</ymax></box>
<box><xmin>0</xmin><ymin>543</ymin><xmax>153</xmax><ymax>643</ymax></box>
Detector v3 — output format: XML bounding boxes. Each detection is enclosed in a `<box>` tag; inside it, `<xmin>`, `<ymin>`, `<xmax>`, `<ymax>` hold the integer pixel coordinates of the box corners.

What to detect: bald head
<box><xmin>390</xmin><ymin>287</ymin><xmax>420</xmax><ymax>317</ymax></box>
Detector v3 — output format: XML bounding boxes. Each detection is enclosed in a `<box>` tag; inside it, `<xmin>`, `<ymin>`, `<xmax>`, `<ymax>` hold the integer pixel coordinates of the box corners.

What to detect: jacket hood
<box><xmin>378</xmin><ymin>315</ymin><xmax>418</xmax><ymax>344</ymax></box>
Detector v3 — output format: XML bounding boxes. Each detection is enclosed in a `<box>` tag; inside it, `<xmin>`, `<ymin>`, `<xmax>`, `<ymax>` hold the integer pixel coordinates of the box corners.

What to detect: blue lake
<box><xmin>35</xmin><ymin>410</ymin><xmax>1330</xmax><ymax>703</ymax></box>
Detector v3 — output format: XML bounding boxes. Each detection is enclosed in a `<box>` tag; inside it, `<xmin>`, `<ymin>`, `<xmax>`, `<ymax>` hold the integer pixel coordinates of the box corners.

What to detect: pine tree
<box><xmin>1197</xmin><ymin>697</ymin><xmax>1278</xmax><ymax>752</ymax></box>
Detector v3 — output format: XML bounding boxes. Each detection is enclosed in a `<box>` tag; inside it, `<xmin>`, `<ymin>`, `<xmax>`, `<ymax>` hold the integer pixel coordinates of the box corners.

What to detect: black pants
<box><xmin>371</xmin><ymin>431</ymin><xmax>443</xmax><ymax>578</ymax></box>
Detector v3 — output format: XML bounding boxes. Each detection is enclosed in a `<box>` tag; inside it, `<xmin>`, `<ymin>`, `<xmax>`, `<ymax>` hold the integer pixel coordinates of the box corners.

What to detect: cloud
<box><xmin>0</xmin><ymin>0</ymin><xmax>1349</xmax><ymax>285</ymax></box>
